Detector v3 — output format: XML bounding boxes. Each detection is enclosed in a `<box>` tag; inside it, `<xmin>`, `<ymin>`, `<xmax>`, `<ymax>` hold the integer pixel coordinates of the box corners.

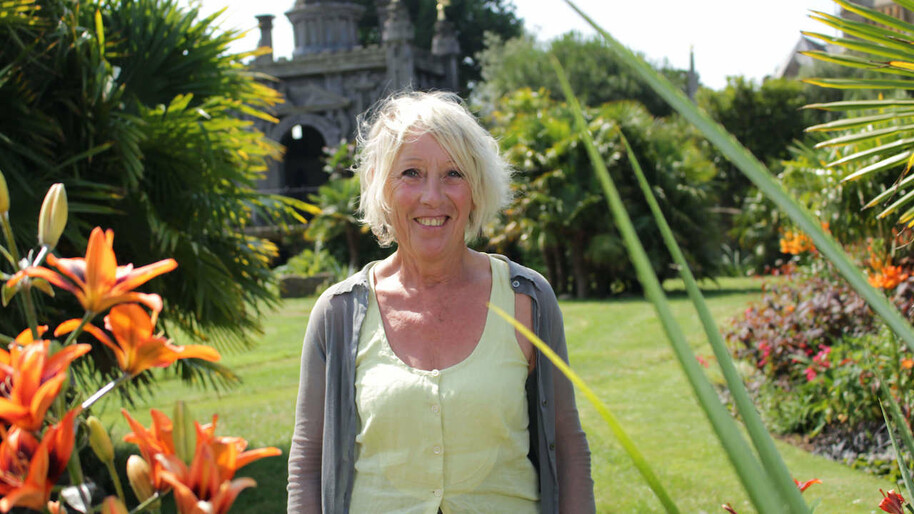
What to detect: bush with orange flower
<box><xmin>0</xmin><ymin>177</ymin><xmax>280</xmax><ymax>512</ymax></box>
<box><xmin>727</xmin><ymin>233</ymin><xmax>914</xmax><ymax>479</ymax></box>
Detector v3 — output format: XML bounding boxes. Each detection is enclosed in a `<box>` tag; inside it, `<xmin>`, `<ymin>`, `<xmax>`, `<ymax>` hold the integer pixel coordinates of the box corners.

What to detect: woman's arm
<box><xmin>542</xmin><ymin>284</ymin><xmax>596</xmax><ymax>513</ymax></box>
<box><xmin>287</xmin><ymin>295</ymin><xmax>331</xmax><ymax>513</ymax></box>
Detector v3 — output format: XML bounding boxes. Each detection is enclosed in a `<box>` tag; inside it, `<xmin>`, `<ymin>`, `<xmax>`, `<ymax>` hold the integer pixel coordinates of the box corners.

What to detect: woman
<box><xmin>287</xmin><ymin>91</ymin><xmax>594</xmax><ymax>513</ymax></box>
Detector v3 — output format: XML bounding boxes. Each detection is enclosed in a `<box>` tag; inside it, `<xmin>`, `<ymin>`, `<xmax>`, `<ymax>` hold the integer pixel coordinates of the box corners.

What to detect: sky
<box><xmin>178</xmin><ymin>0</ymin><xmax>839</xmax><ymax>90</ymax></box>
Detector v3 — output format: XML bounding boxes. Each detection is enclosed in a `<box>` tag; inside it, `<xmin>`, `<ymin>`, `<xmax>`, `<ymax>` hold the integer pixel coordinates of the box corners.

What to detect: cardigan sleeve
<box><xmin>540</xmin><ymin>279</ymin><xmax>596</xmax><ymax>513</ymax></box>
<box><xmin>287</xmin><ymin>293</ymin><xmax>331</xmax><ymax>513</ymax></box>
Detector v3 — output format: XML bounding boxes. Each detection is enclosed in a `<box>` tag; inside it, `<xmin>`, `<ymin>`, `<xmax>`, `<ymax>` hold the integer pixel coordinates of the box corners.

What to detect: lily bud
<box><xmin>86</xmin><ymin>416</ymin><xmax>114</xmax><ymax>463</ymax></box>
<box><xmin>38</xmin><ymin>183</ymin><xmax>67</xmax><ymax>248</ymax></box>
<box><xmin>0</xmin><ymin>169</ymin><xmax>9</xmax><ymax>215</ymax></box>
<box><xmin>126</xmin><ymin>455</ymin><xmax>155</xmax><ymax>502</ymax></box>
<box><xmin>101</xmin><ymin>496</ymin><xmax>128</xmax><ymax>514</ymax></box>
<box><xmin>172</xmin><ymin>401</ymin><xmax>196</xmax><ymax>465</ymax></box>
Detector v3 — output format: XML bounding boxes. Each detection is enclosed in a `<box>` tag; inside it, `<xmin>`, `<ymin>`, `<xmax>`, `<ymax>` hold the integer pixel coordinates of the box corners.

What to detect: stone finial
<box><xmin>436</xmin><ymin>0</ymin><xmax>450</xmax><ymax>22</ymax></box>
<box><xmin>382</xmin><ymin>0</ymin><xmax>414</xmax><ymax>45</ymax></box>
<box><xmin>432</xmin><ymin>18</ymin><xmax>459</xmax><ymax>56</ymax></box>
<box><xmin>255</xmin><ymin>14</ymin><xmax>275</xmax><ymax>63</ymax></box>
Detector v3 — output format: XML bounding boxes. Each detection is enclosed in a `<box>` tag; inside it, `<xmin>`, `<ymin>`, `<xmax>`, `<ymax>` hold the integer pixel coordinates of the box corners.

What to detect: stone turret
<box><xmin>432</xmin><ymin>0</ymin><xmax>460</xmax><ymax>91</ymax></box>
<box><xmin>382</xmin><ymin>0</ymin><xmax>415</xmax><ymax>90</ymax></box>
<box><xmin>255</xmin><ymin>15</ymin><xmax>275</xmax><ymax>64</ymax></box>
<box><xmin>287</xmin><ymin>0</ymin><xmax>365</xmax><ymax>57</ymax></box>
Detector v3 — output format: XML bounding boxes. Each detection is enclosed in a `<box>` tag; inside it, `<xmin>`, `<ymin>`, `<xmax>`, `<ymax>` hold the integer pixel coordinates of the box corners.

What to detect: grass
<box><xmin>93</xmin><ymin>276</ymin><xmax>890</xmax><ymax>512</ymax></box>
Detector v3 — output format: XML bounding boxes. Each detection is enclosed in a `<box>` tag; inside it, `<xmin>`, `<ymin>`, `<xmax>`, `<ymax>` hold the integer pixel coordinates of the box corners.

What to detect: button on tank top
<box><xmin>349</xmin><ymin>255</ymin><xmax>539</xmax><ymax>514</ymax></box>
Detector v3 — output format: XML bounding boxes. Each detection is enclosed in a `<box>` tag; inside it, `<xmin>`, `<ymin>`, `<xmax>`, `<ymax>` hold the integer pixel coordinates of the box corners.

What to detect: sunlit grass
<box><xmin>93</xmin><ymin>279</ymin><xmax>889</xmax><ymax>512</ymax></box>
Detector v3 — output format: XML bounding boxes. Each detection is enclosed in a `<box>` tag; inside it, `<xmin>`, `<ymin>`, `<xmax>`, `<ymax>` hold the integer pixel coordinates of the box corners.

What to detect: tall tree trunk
<box><xmin>543</xmin><ymin>244</ymin><xmax>557</xmax><ymax>290</ymax></box>
<box><xmin>570</xmin><ymin>231</ymin><xmax>588</xmax><ymax>299</ymax></box>
<box><xmin>550</xmin><ymin>244</ymin><xmax>567</xmax><ymax>295</ymax></box>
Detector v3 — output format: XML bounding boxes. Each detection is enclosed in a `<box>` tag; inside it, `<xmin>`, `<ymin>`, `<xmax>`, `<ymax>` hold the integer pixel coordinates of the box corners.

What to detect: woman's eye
<box><xmin>401</xmin><ymin>168</ymin><xmax>419</xmax><ymax>177</ymax></box>
<box><xmin>447</xmin><ymin>170</ymin><xmax>463</xmax><ymax>178</ymax></box>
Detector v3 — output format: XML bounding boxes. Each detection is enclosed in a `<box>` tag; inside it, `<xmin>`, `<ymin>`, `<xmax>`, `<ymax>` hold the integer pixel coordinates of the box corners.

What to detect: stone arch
<box><xmin>265</xmin><ymin>114</ymin><xmax>343</xmax><ymax>200</ymax></box>
<box><xmin>269</xmin><ymin>113</ymin><xmax>341</xmax><ymax>147</ymax></box>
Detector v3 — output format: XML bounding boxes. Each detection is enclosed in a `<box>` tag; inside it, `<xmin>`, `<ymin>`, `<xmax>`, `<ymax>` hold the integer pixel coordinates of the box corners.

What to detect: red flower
<box><xmin>880</xmin><ymin>489</ymin><xmax>906</xmax><ymax>514</ymax></box>
<box><xmin>794</xmin><ymin>477</ymin><xmax>821</xmax><ymax>493</ymax></box>
<box><xmin>0</xmin><ymin>410</ymin><xmax>79</xmax><ymax>512</ymax></box>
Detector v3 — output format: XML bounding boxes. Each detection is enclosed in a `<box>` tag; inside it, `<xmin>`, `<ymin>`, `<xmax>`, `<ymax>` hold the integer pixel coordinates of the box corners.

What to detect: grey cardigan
<box><xmin>286</xmin><ymin>255</ymin><xmax>595</xmax><ymax>513</ymax></box>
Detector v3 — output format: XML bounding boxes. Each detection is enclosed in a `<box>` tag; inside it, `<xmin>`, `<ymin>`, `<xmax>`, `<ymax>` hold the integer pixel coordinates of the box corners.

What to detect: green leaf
<box><xmin>1</xmin><ymin>281</ymin><xmax>17</xmax><ymax>307</ymax></box>
<box><xmin>815</xmin><ymin>124</ymin><xmax>914</xmax><ymax>148</ymax></box>
<box><xmin>807</xmin><ymin>112</ymin><xmax>914</xmax><ymax>132</ymax></box>
<box><xmin>805</xmin><ymin>99</ymin><xmax>914</xmax><ymax>111</ymax></box>
<box><xmin>865</xmin><ymin>171</ymin><xmax>914</xmax><ymax>208</ymax></box>
<box><xmin>550</xmin><ymin>54</ymin><xmax>793</xmax><ymax>513</ymax></box>
<box><xmin>803</xmin><ymin>77</ymin><xmax>914</xmax><ymax>90</ymax></box>
<box><xmin>489</xmin><ymin>303</ymin><xmax>680</xmax><ymax>513</ymax></box>
<box><xmin>618</xmin><ymin>128</ymin><xmax>810</xmax><ymax>513</ymax></box>
<box><xmin>842</xmin><ymin>151</ymin><xmax>911</xmax><ymax>182</ymax></box>
<box><xmin>828</xmin><ymin>137</ymin><xmax>914</xmax><ymax>168</ymax></box>
<box><xmin>880</xmin><ymin>397</ymin><xmax>914</xmax><ymax>501</ymax></box>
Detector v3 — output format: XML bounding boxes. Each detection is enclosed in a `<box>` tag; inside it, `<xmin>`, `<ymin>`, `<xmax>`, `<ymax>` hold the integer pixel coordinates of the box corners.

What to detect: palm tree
<box><xmin>0</xmin><ymin>0</ymin><xmax>308</xmax><ymax>388</ymax></box>
<box><xmin>803</xmin><ymin>1</ymin><xmax>914</xmax><ymax>227</ymax></box>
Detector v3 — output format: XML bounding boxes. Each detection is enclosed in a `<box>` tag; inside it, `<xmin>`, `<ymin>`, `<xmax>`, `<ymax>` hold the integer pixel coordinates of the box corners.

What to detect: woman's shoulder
<box><xmin>488</xmin><ymin>254</ymin><xmax>556</xmax><ymax>300</ymax></box>
<box><xmin>310</xmin><ymin>263</ymin><xmax>376</xmax><ymax>314</ymax></box>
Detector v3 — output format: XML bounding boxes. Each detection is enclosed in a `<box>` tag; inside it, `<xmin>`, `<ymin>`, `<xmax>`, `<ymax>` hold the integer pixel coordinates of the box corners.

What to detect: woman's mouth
<box><xmin>416</xmin><ymin>216</ymin><xmax>446</xmax><ymax>227</ymax></box>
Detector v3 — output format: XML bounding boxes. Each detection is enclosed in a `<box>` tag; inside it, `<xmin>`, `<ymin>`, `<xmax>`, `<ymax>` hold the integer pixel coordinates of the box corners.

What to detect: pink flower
<box><xmin>805</xmin><ymin>367</ymin><xmax>818</xmax><ymax>382</ymax></box>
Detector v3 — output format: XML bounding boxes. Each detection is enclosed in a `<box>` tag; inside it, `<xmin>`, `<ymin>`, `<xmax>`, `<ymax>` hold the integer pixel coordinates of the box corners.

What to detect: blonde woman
<box><xmin>287</xmin><ymin>91</ymin><xmax>594</xmax><ymax>513</ymax></box>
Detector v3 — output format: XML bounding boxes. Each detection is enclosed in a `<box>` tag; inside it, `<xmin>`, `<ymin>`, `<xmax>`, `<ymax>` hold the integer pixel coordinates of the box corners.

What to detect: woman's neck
<box><xmin>381</xmin><ymin>248</ymin><xmax>484</xmax><ymax>291</ymax></box>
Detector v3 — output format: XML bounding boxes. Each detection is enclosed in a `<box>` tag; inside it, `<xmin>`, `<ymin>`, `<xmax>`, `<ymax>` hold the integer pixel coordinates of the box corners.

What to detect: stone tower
<box><xmin>250</xmin><ymin>0</ymin><xmax>461</xmax><ymax>206</ymax></box>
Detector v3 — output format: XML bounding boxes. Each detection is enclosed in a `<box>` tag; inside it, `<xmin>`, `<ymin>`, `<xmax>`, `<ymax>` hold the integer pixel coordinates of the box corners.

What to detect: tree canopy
<box><xmin>474</xmin><ymin>31</ymin><xmax>690</xmax><ymax>117</ymax></box>
<box><xmin>485</xmin><ymin>89</ymin><xmax>719</xmax><ymax>297</ymax></box>
<box><xmin>0</xmin><ymin>0</ymin><xmax>306</xmax><ymax>388</ymax></box>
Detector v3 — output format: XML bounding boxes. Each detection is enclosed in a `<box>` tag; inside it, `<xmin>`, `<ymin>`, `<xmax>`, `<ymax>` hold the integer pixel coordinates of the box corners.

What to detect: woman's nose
<box><xmin>420</xmin><ymin>176</ymin><xmax>443</xmax><ymax>205</ymax></box>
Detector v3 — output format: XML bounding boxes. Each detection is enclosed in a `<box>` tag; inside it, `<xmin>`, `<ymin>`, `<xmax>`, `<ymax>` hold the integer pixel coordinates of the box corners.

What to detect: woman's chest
<box><xmin>380</xmin><ymin>298</ymin><xmax>489</xmax><ymax>370</ymax></box>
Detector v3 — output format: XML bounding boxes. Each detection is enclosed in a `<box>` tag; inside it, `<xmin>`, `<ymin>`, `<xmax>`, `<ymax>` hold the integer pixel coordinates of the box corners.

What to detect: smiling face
<box><xmin>387</xmin><ymin>132</ymin><xmax>474</xmax><ymax>262</ymax></box>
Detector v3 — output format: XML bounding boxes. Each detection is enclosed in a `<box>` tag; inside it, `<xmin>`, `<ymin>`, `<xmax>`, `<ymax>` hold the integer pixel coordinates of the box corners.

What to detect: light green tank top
<box><xmin>349</xmin><ymin>255</ymin><xmax>539</xmax><ymax>514</ymax></box>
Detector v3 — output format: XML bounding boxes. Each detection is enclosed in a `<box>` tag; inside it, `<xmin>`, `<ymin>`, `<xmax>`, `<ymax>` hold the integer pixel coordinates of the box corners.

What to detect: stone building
<box><xmin>250</xmin><ymin>0</ymin><xmax>461</xmax><ymax>203</ymax></box>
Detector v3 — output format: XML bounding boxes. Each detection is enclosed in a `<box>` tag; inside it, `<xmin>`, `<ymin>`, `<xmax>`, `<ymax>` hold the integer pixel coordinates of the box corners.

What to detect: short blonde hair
<box><xmin>354</xmin><ymin>91</ymin><xmax>512</xmax><ymax>247</ymax></box>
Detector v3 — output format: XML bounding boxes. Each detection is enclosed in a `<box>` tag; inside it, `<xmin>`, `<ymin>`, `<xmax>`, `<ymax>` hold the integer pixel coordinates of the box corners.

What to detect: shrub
<box><xmin>726</xmin><ymin>260</ymin><xmax>914</xmax><ymax>465</ymax></box>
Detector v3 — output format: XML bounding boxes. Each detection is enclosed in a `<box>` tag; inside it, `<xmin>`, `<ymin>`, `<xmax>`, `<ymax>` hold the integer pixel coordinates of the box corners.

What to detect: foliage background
<box><xmin>0</xmin><ymin>0</ymin><xmax>306</xmax><ymax>389</ymax></box>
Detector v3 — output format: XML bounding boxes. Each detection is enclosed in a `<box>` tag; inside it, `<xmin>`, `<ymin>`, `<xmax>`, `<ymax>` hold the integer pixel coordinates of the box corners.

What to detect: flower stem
<box><xmin>65</xmin><ymin>448</ymin><xmax>91</xmax><ymax>510</ymax></box>
<box><xmin>0</xmin><ymin>212</ymin><xmax>19</xmax><ymax>265</ymax></box>
<box><xmin>130</xmin><ymin>491</ymin><xmax>163</xmax><ymax>513</ymax></box>
<box><xmin>82</xmin><ymin>372</ymin><xmax>131</xmax><ymax>411</ymax></box>
<box><xmin>33</xmin><ymin>245</ymin><xmax>48</xmax><ymax>267</ymax></box>
<box><xmin>20</xmin><ymin>283</ymin><xmax>40</xmax><ymax>341</ymax></box>
<box><xmin>62</xmin><ymin>310</ymin><xmax>95</xmax><ymax>347</ymax></box>
<box><xmin>105</xmin><ymin>459</ymin><xmax>127</xmax><ymax>506</ymax></box>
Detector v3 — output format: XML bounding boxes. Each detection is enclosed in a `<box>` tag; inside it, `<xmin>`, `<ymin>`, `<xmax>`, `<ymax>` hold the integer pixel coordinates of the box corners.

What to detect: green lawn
<box><xmin>94</xmin><ymin>277</ymin><xmax>890</xmax><ymax>512</ymax></box>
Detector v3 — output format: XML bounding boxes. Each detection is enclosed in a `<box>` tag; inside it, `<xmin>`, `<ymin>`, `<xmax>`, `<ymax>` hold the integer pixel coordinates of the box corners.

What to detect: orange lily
<box><xmin>193</xmin><ymin>416</ymin><xmax>282</xmax><ymax>484</ymax></box>
<box><xmin>157</xmin><ymin>449</ymin><xmax>257</xmax><ymax>514</ymax></box>
<box><xmin>0</xmin><ymin>339</ymin><xmax>90</xmax><ymax>431</ymax></box>
<box><xmin>154</xmin><ymin>417</ymin><xmax>280</xmax><ymax>514</ymax></box>
<box><xmin>122</xmin><ymin>408</ymin><xmax>182</xmax><ymax>491</ymax></box>
<box><xmin>56</xmin><ymin>303</ymin><xmax>219</xmax><ymax>376</ymax></box>
<box><xmin>0</xmin><ymin>409</ymin><xmax>79</xmax><ymax>512</ymax></box>
<box><xmin>5</xmin><ymin>227</ymin><xmax>176</xmax><ymax>314</ymax></box>
<box><xmin>880</xmin><ymin>489</ymin><xmax>907</xmax><ymax>514</ymax></box>
<box><xmin>122</xmin><ymin>409</ymin><xmax>280</xmax><ymax>513</ymax></box>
